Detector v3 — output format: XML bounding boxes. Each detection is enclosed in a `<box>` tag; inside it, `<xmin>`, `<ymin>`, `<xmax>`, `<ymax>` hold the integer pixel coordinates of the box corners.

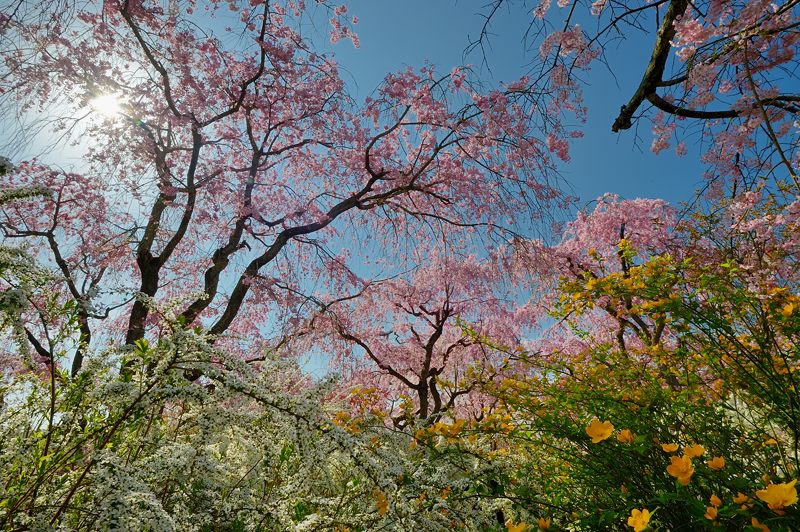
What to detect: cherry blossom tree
<box><xmin>474</xmin><ymin>0</ymin><xmax>800</xmax><ymax>192</ymax></box>
<box><xmin>3</xmin><ymin>2</ymin><xmax>800</xmax><ymax>530</ymax></box>
<box><xmin>0</xmin><ymin>0</ymin><xmax>568</xmax><ymax>378</ymax></box>
<box><xmin>508</xmin><ymin>194</ymin><xmax>690</xmax><ymax>390</ymax></box>
<box><xmin>290</xmin><ymin>252</ymin><xmax>527</xmax><ymax>424</ymax></box>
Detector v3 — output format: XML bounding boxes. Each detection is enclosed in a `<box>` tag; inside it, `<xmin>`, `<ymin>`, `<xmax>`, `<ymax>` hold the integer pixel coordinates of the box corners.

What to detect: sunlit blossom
<box><xmin>627</xmin><ymin>508</ymin><xmax>651</xmax><ymax>531</ymax></box>
<box><xmin>684</xmin><ymin>444</ymin><xmax>704</xmax><ymax>458</ymax></box>
<box><xmin>666</xmin><ymin>455</ymin><xmax>694</xmax><ymax>485</ymax></box>
<box><xmin>706</xmin><ymin>456</ymin><xmax>725</xmax><ymax>470</ymax></box>
<box><xmin>506</xmin><ymin>519</ymin><xmax>529</xmax><ymax>532</ymax></box>
<box><xmin>585</xmin><ymin>418</ymin><xmax>614</xmax><ymax>443</ymax></box>
<box><xmin>373</xmin><ymin>489</ymin><xmax>388</xmax><ymax>516</ymax></box>
<box><xmin>756</xmin><ymin>480</ymin><xmax>798</xmax><ymax>510</ymax></box>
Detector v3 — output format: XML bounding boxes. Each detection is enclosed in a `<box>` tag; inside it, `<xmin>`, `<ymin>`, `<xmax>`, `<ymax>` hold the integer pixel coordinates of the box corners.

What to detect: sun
<box><xmin>90</xmin><ymin>93</ymin><xmax>123</xmax><ymax>118</ymax></box>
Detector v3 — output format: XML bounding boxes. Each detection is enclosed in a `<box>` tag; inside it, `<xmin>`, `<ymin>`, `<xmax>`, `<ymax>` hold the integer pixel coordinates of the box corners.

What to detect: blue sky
<box><xmin>320</xmin><ymin>0</ymin><xmax>708</xmax><ymax>208</ymax></box>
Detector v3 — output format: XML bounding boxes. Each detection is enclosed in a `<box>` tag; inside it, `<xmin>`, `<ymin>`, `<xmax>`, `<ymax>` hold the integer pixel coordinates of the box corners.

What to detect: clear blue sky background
<box><xmin>320</xmin><ymin>0</ymin><xmax>708</xmax><ymax>209</ymax></box>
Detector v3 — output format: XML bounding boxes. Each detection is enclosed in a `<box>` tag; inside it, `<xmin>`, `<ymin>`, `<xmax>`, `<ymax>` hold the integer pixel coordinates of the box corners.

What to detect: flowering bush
<box><xmin>477</xmin><ymin>193</ymin><xmax>800</xmax><ymax>530</ymax></box>
<box><xmin>0</xmin><ymin>295</ymin><xmax>522</xmax><ymax>530</ymax></box>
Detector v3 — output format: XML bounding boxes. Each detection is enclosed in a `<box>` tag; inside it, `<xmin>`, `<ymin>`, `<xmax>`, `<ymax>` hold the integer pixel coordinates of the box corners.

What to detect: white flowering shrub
<box><xmin>0</xmin><ymin>314</ymin><xmax>519</xmax><ymax>530</ymax></box>
<box><xmin>0</xmin><ymin>176</ymin><xmax>519</xmax><ymax>529</ymax></box>
<box><xmin>0</xmin><ymin>185</ymin><xmax>54</xmax><ymax>373</ymax></box>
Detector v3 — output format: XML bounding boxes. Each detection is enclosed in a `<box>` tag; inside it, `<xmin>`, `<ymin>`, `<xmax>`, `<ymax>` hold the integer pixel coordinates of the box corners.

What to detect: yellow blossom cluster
<box><xmin>666</xmin><ymin>455</ymin><xmax>694</xmax><ymax>485</ymax></box>
<box><xmin>332</xmin><ymin>411</ymin><xmax>367</xmax><ymax>434</ymax></box>
<box><xmin>413</xmin><ymin>419</ymin><xmax>468</xmax><ymax>444</ymax></box>
<box><xmin>660</xmin><ymin>442</ymin><xmax>719</xmax><ymax>485</ymax></box>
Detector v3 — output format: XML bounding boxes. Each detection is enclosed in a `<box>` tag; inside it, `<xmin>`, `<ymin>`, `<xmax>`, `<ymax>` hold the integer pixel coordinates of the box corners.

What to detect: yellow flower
<box><xmin>617</xmin><ymin>429</ymin><xmax>635</xmax><ymax>444</ymax></box>
<box><xmin>703</xmin><ymin>506</ymin><xmax>717</xmax><ymax>520</ymax></box>
<box><xmin>627</xmin><ymin>508</ymin><xmax>651</xmax><ymax>531</ymax></box>
<box><xmin>506</xmin><ymin>520</ymin><xmax>529</xmax><ymax>532</ymax></box>
<box><xmin>706</xmin><ymin>456</ymin><xmax>725</xmax><ymax>470</ymax></box>
<box><xmin>416</xmin><ymin>491</ymin><xmax>426</xmax><ymax>505</ymax></box>
<box><xmin>585</xmin><ymin>418</ymin><xmax>614</xmax><ymax>443</ymax></box>
<box><xmin>751</xmin><ymin>517</ymin><xmax>771</xmax><ymax>532</ymax></box>
<box><xmin>373</xmin><ymin>490</ymin><xmax>388</xmax><ymax>516</ymax></box>
<box><xmin>709</xmin><ymin>494</ymin><xmax>722</xmax><ymax>507</ymax></box>
<box><xmin>764</xmin><ymin>437</ymin><xmax>778</xmax><ymax>446</ymax></box>
<box><xmin>537</xmin><ymin>517</ymin><xmax>551</xmax><ymax>530</ymax></box>
<box><xmin>666</xmin><ymin>455</ymin><xmax>694</xmax><ymax>485</ymax></box>
<box><xmin>684</xmin><ymin>444</ymin><xmax>705</xmax><ymax>458</ymax></box>
<box><xmin>756</xmin><ymin>480</ymin><xmax>798</xmax><ymax>510</ymax></box>
<box><xmin>433</xmin><ymin>419</ymin><xmax>466</xmax><ymax>438</ymax></box>
<box><xmin>661</xmin><ymin>443</ymin><xmax>679</xmax><ymax>453</ymax></box>
<box><xmin>733</xmin><ymin>492</ymin><xmax>749</xmax><ymax>505</ymax></box>
<box><xmin>780</xmin><ymin>302</ymin><xmax>795</xmax><ymax>317</ymax></box>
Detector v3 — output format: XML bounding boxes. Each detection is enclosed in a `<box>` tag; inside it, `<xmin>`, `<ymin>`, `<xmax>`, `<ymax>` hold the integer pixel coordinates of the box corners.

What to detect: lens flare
<box><xmin>90</xmin><ymin>93</ymin><xmax>123</xmax><ymax>118</ymax></box>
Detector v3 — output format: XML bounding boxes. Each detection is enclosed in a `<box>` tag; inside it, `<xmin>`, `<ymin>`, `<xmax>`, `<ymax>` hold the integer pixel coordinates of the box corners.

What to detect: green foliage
<box><xmin>476</xmin><ymin>198</ymin><xmax>800</xmax><ymax>530</ymax></box>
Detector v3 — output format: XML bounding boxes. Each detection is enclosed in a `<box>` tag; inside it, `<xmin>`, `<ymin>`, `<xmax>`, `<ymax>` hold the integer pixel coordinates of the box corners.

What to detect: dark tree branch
<box><xmin>612</xmin><ymin>0</ymin><xmax>689</xmax><ymax>132</ymax></box>
<box><xmin>646</xmin><ymin>92</ymin><xmax>738</xmax><ymax>120</ymax></box>
<box><xmin>24</xmin><ymin>328</ymin><xmax>51</xmax><ymax>362</ymax></box>
<box><xmin>125</xmin><ymin>129</ymin><xmax>202</xmax><ymax>346</ymax></box>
